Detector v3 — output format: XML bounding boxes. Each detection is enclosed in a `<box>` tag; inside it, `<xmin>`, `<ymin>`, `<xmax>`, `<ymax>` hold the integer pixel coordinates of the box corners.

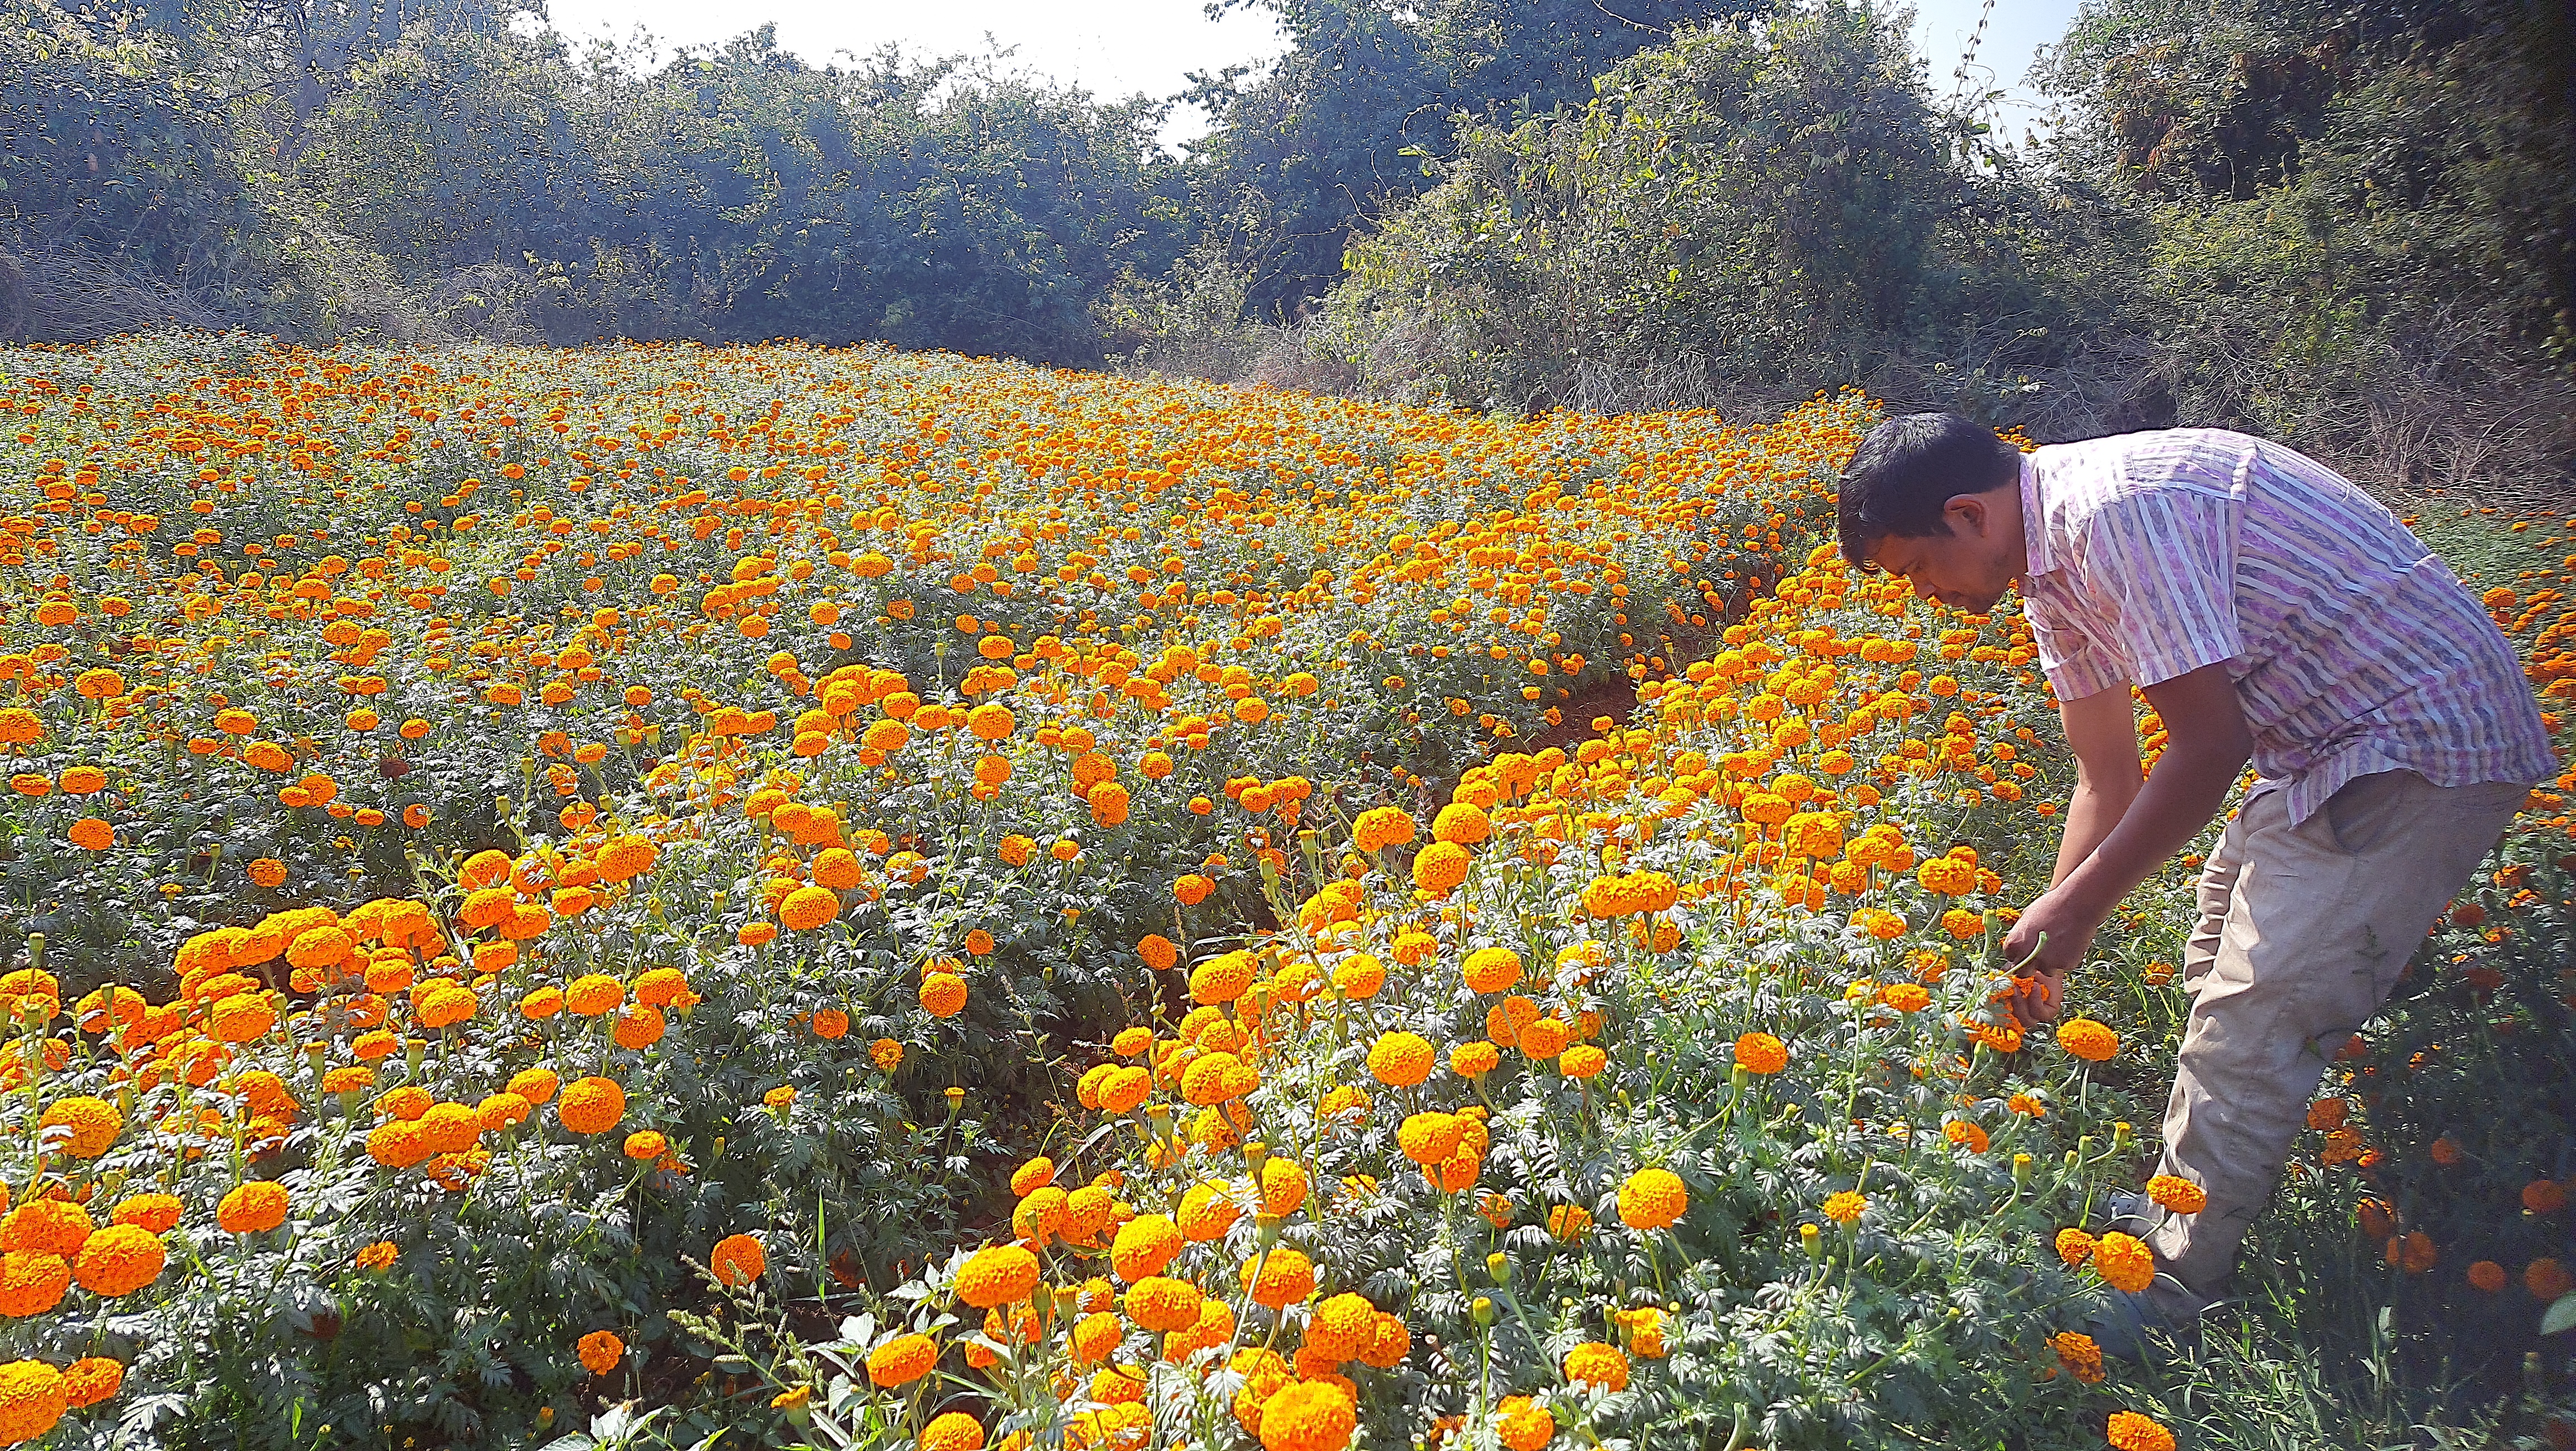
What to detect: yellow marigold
<box><xmin>2056</xmin><ymin>1017</ymin><xmax>2120</xmax><ymax>1063</ymax></box>
<box><xmin>967</xmin><ymin>702</ymin><xmax>1015</xmax><ymax>740</ymax></box>
<box><xmin>557</xmin><ymin>1076</ymin><xmax>626</xmax><ymax>1134</ymax></box>
<box><xmin>578</xmin><ymin>1329</ymin><xmax>623</xmax><ymax>1375</ymax></box>
<box><xmin>61</xmin><ymin>1356</ymin><xmax>120</xmax><ymax>1409</ymax></box>
<box><xmin>780</xmin><ymin>885</ymin><xmax>840</xmax><ymax>931</ymax></box>
<box><xmin>208</xmin><ymin>991</ymin><xmax>276</xmax><ymax>1044</ymax></box>
<box><xmin>1916</xmin><ymin>856</ymin><xmax>1977</xmax><ymax>895</ymax></box>
<box><xmin>1190</xmin><ymin>952</ymin><xmax>1255</xmax><ymax>1005</ymax></box>
<box><xmin>1564</xmin><ymin>1341</ymin><xmax>1629</xmax><ymax>1392</ymax></box>
<box><xmin>1822</xmin><ymin>1190</ymin><xmax>1867</xmax><ymax>1225</ymax></box>
<box><xmin>921</xmin><ymin>1412</ymin><xmax>985</xmax><ymax>1451</ymax></box>
<box><xmin>1734</xmin><ymin>1031</ymin><xmax>1789</xmax><ymax>1074</ymax></box>
<box><xmin>1549</xmin><ymin>1204</ymin><xmax>1593</xmax><ymax>1240</ymax></box>
<box><xmin>1366</xmin><ymin>1031</ymin><xmax>1435</xmax><ymax>1087</ymax></box>
<box><xmin>1110</xmin><ymin>1214</ymin><xmax>1181</xmax><ymax>1281</ymax></box>
<box><xmin>1126</xmin><ymin>1274</ymin><xmax>1204</xmax><ymax>1332</ymax></box>
<box><xmin>71</xmin><ymin>1224</ymin><xmax>164</xmax><ymax>1297</ymax></box>
<box><xmin>2093</xmin><ymin>1231</ymin><xmax>2156</xmax><ymax>1293</ymax></box>
<box><xmin>955</xmin><ymin>1243</ymin><xmax>1040</xmax><ymax>1308</ymax></box>
<box><xmin>1448</xmin><ymin>1041</ymin><xmax>1500</xmax><ymax>1079</ymax></box>
<box><xmin>0</xmin><ymin>1360</ymin><xmax>65</xmax><ymax>1443</ymax></box>
<box><xmin>1618</xmin><ymin>1167</ymin><xmax>1687</xmax><ymax>1231</ymax></box>
<box><xmin>1179</xmin><ymin>1180</ymin><xmax>1240</xmax><ymax>1241</ymax></box>
<box><xmin>2145</xmin><ymin>1174</ymin><xmax>2207</xmax><ymax>1215</ymax></box>
<box><xmin>216</xmin><ymin>1181</ymin><xmax>287</xmax><ymax>1234</ymax></box>
<box><xmin>2055</xmin><ymin>1227</ymin><xmax>2097</xmax><ymax>1265</ymax></box>
<box><xmin>509</xmin><ymin>1067</ymin><xmax>560</xmax><ymax>1105</ymax></box>
<box><xmin>1411</xmin><ymin>841</ymin><xmax>1471</xmax><ymax>896</ymax></box>
<box><xmin>920</xmin><ymin>972</ymin><xmax>968</xmax><ymax>1019</ymax></box>
<box><xmin>1305</xmin><ymin>1291</ymin><xmax>1376</xmax><ymax>1361</ymax></box>
<box><xmin>1496</xmin><ymin>1395</ymin><xmax>1554</xmax><ymax>1451</ymax></box>
<box><xmin>1562</xmin><ymin>1044</ymin><xmax>1608</xmax><ymax>1079</ymax></box>
<box><xmin>1257</xmin><ymin>1380</ymin><xmax>1356</xmax><ymax>1451</ymax></box>
<box><xmin>36</xmin><ymin>1097</ymin><xmax>118</xmax><ymax>1160</ymax></box>
<box><xmin>2106</xmin><ymin>1411</ymin><xmax>2175</xmax><ymax>1451</ymax></box>
<box><xmin>866</xmin><ymin>1332</ymin><xmax>938</xmax><ymax>1386</ymax></box>
<box><xmin>1461</xmin><ymin>947</ymin><xmax>1520</xmax><ymax>994</ymax></box>
<box><xmin>355</xmin><ymin>1241</ymin><xmax>398</xmax><ymax>1272</ymax></box>
<box><xmin>1240</xmin><ymin>1246</ymin><xmax>1316</xmax><ymax>1308</ymax></box>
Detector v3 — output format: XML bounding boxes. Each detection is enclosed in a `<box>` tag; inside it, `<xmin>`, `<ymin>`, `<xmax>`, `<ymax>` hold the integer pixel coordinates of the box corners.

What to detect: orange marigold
<box><xmin>955</xmin><ymin>1243</ymin><xmax>1040</xmax><ymax>1307</ymax></box>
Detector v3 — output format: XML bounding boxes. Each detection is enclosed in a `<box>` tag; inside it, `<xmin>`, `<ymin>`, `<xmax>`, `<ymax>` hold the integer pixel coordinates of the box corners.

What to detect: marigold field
<box><xmin>0</xmin><ymin>335</ymin><xmax>2568</xmax><ymax>1451</ymax></box>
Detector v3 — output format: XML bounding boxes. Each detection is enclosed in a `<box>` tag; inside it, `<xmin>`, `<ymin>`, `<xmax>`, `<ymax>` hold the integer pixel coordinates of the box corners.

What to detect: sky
<box><xmin>533</xmin><ymin>0</ymin><xmax>2087</xmax><ymax>148</ymax></box>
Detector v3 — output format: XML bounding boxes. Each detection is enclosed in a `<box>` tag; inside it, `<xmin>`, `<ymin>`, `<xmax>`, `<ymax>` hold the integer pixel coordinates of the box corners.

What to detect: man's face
<box><xmin>1865</xmin><ymin>489</ymin><xmax>2023</xmax><ymax>615</ymax></box>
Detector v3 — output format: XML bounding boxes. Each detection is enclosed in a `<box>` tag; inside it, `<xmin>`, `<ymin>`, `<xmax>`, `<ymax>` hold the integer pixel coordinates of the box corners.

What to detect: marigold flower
<box><xmin>2528</xmin><ymin>1257</ymin><xmax>2573</xmax><ymax>1299</ymax></box>
<box><xmin>2468</xmin><ymin>1260</ymin><xmax>2508</xmax><ymax>1293</ymax></box>
<box><xmin>2105</xmin><ymin>1410</ymin><xmax>2175</xmax><ymax>1451</ymax></box>
<box><xmin>0</xmin><ymin>1360</ymin><xmax>66</xmax><ymax>1443</ymax></box>
<box><xmin>72</xmin><ymin>1223</ymin><xmax>164</xmax><ymax>1297</ymax></box>
<box><xmin>2050</xmin><ymin>1330</ymin><xmax>2104</xmax><ymax>1384</ymax></box>
<box><xmin>61</xmin><ymin>1356</ymin><xmax>120</xmax><ymax>1409</ymax></box>
<box><xmin>578</xmin><ymin>1329</ymin><xmax>624</xmax><ymax>1375</ymax></box>
<box><xmin>1258</xmin><ymin>1380</ymin><xmax>1356</xmax><ymax>1451</ymax></box>
<box><xmin>1126</xmin><ymin>1274</ymin><xmax>1204</xmax><ymax>1332</ymax></box>
<box><xmin>216</xmin><ymin>1181</ymin><xmax>287</xmax><ymax>1234</ymax></box>
<box><xmin>2144</xmin><ymin>1174</ymin><xmax>2207</xmax><ymax>1214</ymax></box>
<box><xmin>870</xmin><ymin>1038</ymin><xmax>904</xmax><ymax>1072</ymax></box>
<box><xmin>1461</xmin><ymin>947</ymin><xmax>1520</xmax><ymax>993</ymax></box>
<box><xmin>1190</xmin><ymin>952</ymin><xmax>1255</xmax><ymax>1005</ymax></box>
<box><xmin>1138</xmin><ymin>934</ymin><xmax>1179</xmax><ymax>971</ymax></box>
<box><xmin>1618</xmin><ymin>1167</ymin><xmax>1687</xmax><ymax>1230</ymax></box>
<box><xmin>0</xmin><ymin>1253</ymin><xmax>67</xmax><ymax>1318</ymax></box>
<box><xmin>2093</xmin><ymin>1231</ymin><xmax>2156</xmax><ymax>1292</ymax></box>
<box><xmin>1366</xmin><ymin>1031</ymin><xmax>1435</xmax><ymax>1087</ymax></box>
<box><xmin>919</xmin><ymin>972</ymin><xmax>968</xmax><ymax>1019</ymax></box>
<box><xmin>867</xmin><ymin>1332</ymin><xmax>938</xmax><ymax>1386</ymax></box>
<box><xmin>2056</xmin><ymin>1017</ymin><xmax>2120</xmax><ymax>1062</ymax></box>
<box><xmin>35</xmin><ymin>1096</ymin><xmax>118</xmax><ymax>1160</ymax></box>
<box><xmin>1411</xmin><ymin>841</ymin><xmax>1471</xmax><ymax>895</ymax></box>
<box><xmin>1496</xmin><ymin>1395</ymin><xmax>1554</xmax><ymax>1451</ymax></box>
<box><xmin>1564</xmin><ymin>1340</ymin><xmax>1628</xmax><ymax>1391</ymax></box>
<box><xmin>111</xmin><ymin>1195</ymin><xmax>182</xmax><ymax>1234</ymax></box>
<box><xmin>1240</xmin><ymin>1246</ymin><xmax>1315</xmax><ymax>1308</ymax></box>
<box><xmin>954</xmin><ymin>1243</ymin><xmax>1040</xmax><ymax>1307</ymax></box>
<box><xmin>920</xmin><ymin>1411</ymin><xmax>985</xmax><ymax>1451</ymax></box>
<box><xmin>1448</xmin><ymin>1041</ymin><xmax>1500</xmax><ymax>1078</ymax></box>
<box><xmin>1822</xmin><ymin>1190</ymin><xmax>1868</xmax><ymax>1225</ymax></box>
<box><xmin>1734</xmin><ymin>1031</ymin><xmax>1789</xmax><ymax>1074</ymax></box>
<box><xmin>557</xmin><ymin>1077</ymin><xmax>626</xmax><ymax>1134</ymax></box>
<box><xmin>709</xmin><ymin>1233</ymin><xmax>767</xmax><ymax>1287</ymax></box>
<box><xmin>1110</xmin><ymin>1214</ymin><xmax>1181</xmax><ymax>1281</ymax></box>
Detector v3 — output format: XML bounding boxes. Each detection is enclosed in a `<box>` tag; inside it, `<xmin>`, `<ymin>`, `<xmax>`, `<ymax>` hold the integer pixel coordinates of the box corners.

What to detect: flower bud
<box><xmin>1801</xmin><ymin>1222</ymin><xmax>1823</xmax><ymax>1259</ymax></box>
<box><xmin>1471</xmin><ymin>1296</ymin><xmax>1496</xmax><ymax>1326</ymax></box>
<box><xmin>2012</xmin><ymin>1153</ymin><xmax>2031</xmax><ymax>1186</ymax></box>
<box><xmin>1487</xmin><ymin>1251</ymin><xmax>1511</xmax><ymax>1285</ymax></box>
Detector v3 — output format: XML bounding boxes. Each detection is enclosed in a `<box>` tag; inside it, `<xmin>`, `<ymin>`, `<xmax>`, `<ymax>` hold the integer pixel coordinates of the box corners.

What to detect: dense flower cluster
<box><xmin>0</xmin><ymin>338</ymin><xmax>2564</xmax><ymax>1446</ymax></box>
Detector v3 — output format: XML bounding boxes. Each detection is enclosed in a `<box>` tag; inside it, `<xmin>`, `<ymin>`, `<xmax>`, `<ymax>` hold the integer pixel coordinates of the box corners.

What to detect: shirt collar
<box><xmin>2019</xmin><ymin>454</ymin><xmax>2054</xmax><ymax>578</ymax></box>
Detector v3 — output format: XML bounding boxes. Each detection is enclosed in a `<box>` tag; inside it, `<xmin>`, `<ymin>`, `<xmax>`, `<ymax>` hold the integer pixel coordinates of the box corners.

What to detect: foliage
<box><xmin>1315</xmin><ymin>3</ymin><xmax>2121</xmax><ymax>418</ymax></box>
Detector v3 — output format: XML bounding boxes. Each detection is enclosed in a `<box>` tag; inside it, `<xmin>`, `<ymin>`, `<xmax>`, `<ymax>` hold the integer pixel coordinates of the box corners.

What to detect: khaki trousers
<box><xmin>2143</xmin><ymin>770</ymin><xmax>2526</xmax><ymax>1314</ymax></box>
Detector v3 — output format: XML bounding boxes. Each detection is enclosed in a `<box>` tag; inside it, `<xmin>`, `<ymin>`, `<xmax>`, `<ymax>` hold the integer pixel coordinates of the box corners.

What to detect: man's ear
<box><xmin>1943</xmin><ymin>492</ymin><xmax>1989</xmax><ymax>540</ymax></box>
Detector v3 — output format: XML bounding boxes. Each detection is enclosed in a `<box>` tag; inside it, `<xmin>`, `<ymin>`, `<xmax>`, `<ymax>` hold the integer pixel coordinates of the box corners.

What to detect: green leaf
<box><xmin>2544</xmin><ymin>1291</ymin><xmax>2576</xmax><ymax>1337</ymax></box>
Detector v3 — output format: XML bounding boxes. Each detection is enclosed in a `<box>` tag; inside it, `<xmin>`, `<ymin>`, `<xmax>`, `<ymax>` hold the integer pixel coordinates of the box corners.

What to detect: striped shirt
<box><xmin>2018</xmin><ymin>428</ymin><xmax>2554</xmax><ymax>824</ymax></box>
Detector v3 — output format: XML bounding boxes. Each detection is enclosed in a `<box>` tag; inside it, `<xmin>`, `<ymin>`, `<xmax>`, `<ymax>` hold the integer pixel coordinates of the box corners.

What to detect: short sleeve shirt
<box><xmin>2018</xmin><ymin>429</ymin><xmax>2555</xmax><ymax>823</ymax></box>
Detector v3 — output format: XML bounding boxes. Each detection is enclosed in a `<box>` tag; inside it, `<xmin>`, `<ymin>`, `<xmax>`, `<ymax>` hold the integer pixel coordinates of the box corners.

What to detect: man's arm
<box><xmin>2003</xmin><ymin>663</ymin><xmax>2251</xmax><ymax>1019</ymax></box>
<box><xmin>2051</xmin><ymin>684</ymin><xmax>2146</xmax><ymax>887</ymax></box>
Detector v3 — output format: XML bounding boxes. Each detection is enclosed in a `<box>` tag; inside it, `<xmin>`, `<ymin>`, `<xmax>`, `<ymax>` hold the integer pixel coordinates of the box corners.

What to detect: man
<box><xmin>1835</xmin><ymin>413</ymin><xmax>2555</xmax><ymax>1349</ymax></box>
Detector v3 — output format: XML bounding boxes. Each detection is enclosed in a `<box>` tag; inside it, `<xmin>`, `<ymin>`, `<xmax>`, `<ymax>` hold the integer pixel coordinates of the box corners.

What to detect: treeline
<box><xmin>3</xmin><ymin>0</ymin><xmax>2571</xmax><ymax>492</ymax></box>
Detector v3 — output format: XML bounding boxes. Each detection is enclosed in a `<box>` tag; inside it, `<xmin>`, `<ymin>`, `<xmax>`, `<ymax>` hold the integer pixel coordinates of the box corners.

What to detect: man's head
<box><xmin>1836</xmin><ymin>412</ymin><xmax>2027</xmax><ymax>613</ymax></box>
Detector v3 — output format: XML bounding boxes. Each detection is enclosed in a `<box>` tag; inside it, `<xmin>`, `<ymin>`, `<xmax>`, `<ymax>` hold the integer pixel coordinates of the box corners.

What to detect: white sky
<box><xmin>532</xmin><ymin>0</ymin><xmax>2085</xmax><ymax>148</ymax></box>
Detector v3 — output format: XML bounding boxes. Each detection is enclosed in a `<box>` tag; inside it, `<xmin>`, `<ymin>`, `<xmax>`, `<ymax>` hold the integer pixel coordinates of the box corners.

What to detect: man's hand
<box><xmin>2000</xmin><ymin>885</ymin><xmax>2103</xmax><ymax>1024</ymax></box>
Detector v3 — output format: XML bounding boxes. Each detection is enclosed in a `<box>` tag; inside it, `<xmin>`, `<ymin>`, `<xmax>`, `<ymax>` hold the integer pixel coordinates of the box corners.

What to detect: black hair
<box><xmin>1835</xmin><ymin>413</ymin><xmax>2023</xmax><ymax>571</ymax></box>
